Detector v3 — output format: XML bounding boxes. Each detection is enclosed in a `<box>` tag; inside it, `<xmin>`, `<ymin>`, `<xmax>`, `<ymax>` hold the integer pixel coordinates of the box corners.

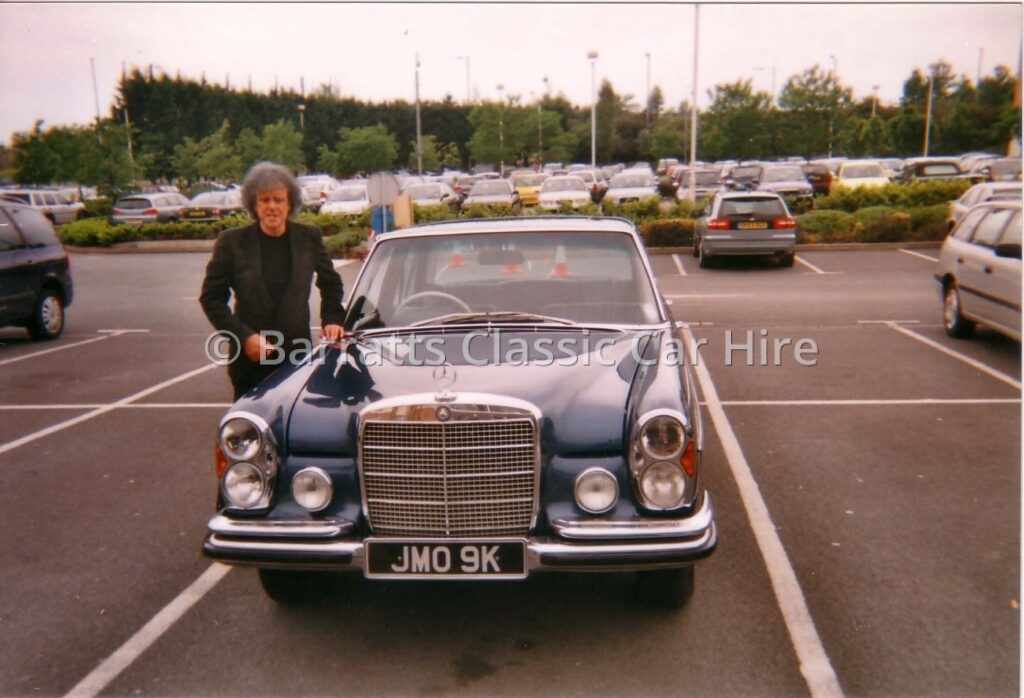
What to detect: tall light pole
<box><xmin>645</xmin><ymin>52</ymin><xmax>651</xmax><ymax>123</ymax></box>
<box><xmin>687</xmin><ymin>4</ymin><xmax>700</xmax><ymax>202</ymax></box>
<box><xmin>923</xmin><ymin>73</ymin><xmax>934</xmax><ymax>157</ymax></box>
<box><xmin>497</xmin><ymin>83</ymin><xmax>505</xmax><ymax>175</ymax></box>
<box><xmin>588</xmin><ymin>50</ymin><xmax>599</xmax><ymax>170</ymax></box>
<box><xmin>297</xmin><ymin>103</ymin><xmax>306</xmax><ymax>129</ymax></box>
<box><xmin>457</xmin><ymin>55</ymin><xmax>471</xmax><ymax>105</ymax></box>
<box><xmin>827</xmin><ymin>56</ymin><xmax>837</xmax><ymax>158</ymax></box>
<box><xmin>871</xmin><ymin>84</ymin><xmax>879</xmax><ymax>118</ymax></box>
<box><xmin>415</xmin><ymin>54</ymin><xmax>423</xmax><ymax>174</ymax></box>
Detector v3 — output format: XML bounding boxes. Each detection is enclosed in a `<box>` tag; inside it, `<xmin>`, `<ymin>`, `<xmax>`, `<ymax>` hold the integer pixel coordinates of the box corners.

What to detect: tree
<box><xmin>647</xmin><ymin>86</ymin><xmax>665</xmax><ymax>121</ymax></box>
<box><xmin>778</xmin><ymin>65</ymin><xmax>853</xmax><ymax>157</ymax></box>
<box><xmin>700</xmin><ymin>80</ymin><xmax>773</xmax><ymax>160</ymax></box>
<box><xmin>649</xmin><ymin>122</ymin><xmax>685</xmax><ymax>160</ymax></box>
<box><xmin>331</xmin><ymin>124</ymin><xmax>397</xmax><ymax>175</ymax></box>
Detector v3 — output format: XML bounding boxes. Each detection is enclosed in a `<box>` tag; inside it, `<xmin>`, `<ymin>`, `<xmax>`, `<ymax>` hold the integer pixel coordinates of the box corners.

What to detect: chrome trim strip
<box><xmin>551</xmin><ymin>493</ymin><xmax>715</xmax><ymax>540</ymax></box>
<box><xmin>207</xmin><ymin>514</ymin><xmax>354</xmax><ymax>539</ymax></box>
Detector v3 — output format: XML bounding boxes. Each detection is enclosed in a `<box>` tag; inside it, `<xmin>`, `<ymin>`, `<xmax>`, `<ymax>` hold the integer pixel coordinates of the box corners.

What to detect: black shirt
<box><xmin>260</xmin><ymin>232</ymin><xmax>292</xmax><ymax>317</ymax></box>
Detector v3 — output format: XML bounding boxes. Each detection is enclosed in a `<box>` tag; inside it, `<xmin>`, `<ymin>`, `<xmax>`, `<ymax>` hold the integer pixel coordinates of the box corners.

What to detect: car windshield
<box><xmin>843</xmin><ymin>163</ymin><xmax>885</xmax><ymax>178</ymax></box>
<box><xmin>720</xmin><ymin>197</ymin><xmax>787</xmax><ymax>217</ymax></box>
<box><xmin>407</xmin><ymin>184</ymin><xmax>443</xmax><ymax>199</ymax></box>
<box><xmin>730</xmin><ymin>166</ymin><xmax>761</xmax><ymax>179</ymax></box>
<box><xmin>328</xmin><ymin>187</ymin><xmax>367</xmax><ymax>202</ymax></box>
<box><xmin>763</xmin><ymin>167</ymin><xmax>804</xmax><ymax>183</ymax></box>
<box><xmin>542</xmin><ymin>178</ymin><xmax>586</xmax><ymax>192</ymax></box>
<box><xmin>346</xmin><ymin>231</ymin><xmax>662</xmax><ymax>329</ymax></box>
<box><xmin>694</xmin><ymin>171</ymin><xmax>720</xmax><ymax>185</ymax></box>
<box><xmin>513</xmin><ymin>175</ymin><xmax>544</xmax><ymax>187</ymax></box>
<box><xmin>469</xmin><ymin>181</ymin><xmax>509</xmax><ymax>196</ymax></box>
<box><xmin>609</xmin><ymin>174</ymin><xmax>652</xmax><ymax>188</ymax></box>
<box><xmin>990</xmin><ymin>160</ymin><xmax>1022</xmax><ymax>177</ymax></box>
<box><xmin>920</xmin><ymin>163</ymin><xmax>960</xmax><ymax>176</ymax></box>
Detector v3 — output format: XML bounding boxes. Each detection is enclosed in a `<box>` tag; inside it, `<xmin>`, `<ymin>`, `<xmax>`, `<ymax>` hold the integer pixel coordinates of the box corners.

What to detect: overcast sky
<box><xmin>1</xmin><ymin>2</ymin><xmax>1020</xmax><ymax>144</ymax></box>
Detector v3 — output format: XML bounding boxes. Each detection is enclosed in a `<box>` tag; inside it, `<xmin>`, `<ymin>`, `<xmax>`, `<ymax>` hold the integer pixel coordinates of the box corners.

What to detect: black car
<box><xmin>0</xmin><ymin>201</ymin><xmax>74</xmax><ymax>340</ymax></box>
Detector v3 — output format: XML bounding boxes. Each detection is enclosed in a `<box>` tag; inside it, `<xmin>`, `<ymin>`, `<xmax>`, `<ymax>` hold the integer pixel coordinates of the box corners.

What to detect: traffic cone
<box><xmin>549</xmin><ymin>245</ymin><xmax>570</xmax><ymax>278</ymax></box>
<box><xmin>448</xmin><ymin>244</ymin><xmax>466</xmax><ymax>268</ymax></box>
<box><xmin>503</xmin><ymin>261</ymin><xmax>522</xmax><ymax>275</ymax></box>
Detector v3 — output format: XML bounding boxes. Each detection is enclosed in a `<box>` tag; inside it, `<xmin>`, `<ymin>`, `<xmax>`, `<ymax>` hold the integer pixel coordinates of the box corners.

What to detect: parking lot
<box><xmin>1</xmin><ymin>246</ymin><xmax>1019</xmax><ymax>697</ymax></box>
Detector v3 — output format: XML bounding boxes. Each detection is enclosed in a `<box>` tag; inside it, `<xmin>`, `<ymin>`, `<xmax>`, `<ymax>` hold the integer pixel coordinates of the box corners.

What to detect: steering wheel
<box><xmin>392</xmin><ymin>291</ymin><xmax>472</xmax><ymax>323</ymax></box>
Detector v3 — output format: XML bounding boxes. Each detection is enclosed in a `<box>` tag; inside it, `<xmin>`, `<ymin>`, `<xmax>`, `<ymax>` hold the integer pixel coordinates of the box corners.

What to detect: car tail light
<box><xmin>143</xmin><ymin>208</ymin><xmax>158</xmax><ymax>215</ymax></box>
<box><xmin>706</xmin><ymin>218</ymin><xmax>730</xmax><ymax>230</ymax></box>
<box><xmin>177</xmin><ymin>208</ymin><xmax>186</xmax><ymax>217</ymax></box>
<box><xmin>773</xmin><ymin>216</ymin><xmax>797</xmax><ymax>229</ymax></box>
<box><xmin>112</xmin><ymin>209</ymin><xmax>123</xmax><ymax>215</ymax></box>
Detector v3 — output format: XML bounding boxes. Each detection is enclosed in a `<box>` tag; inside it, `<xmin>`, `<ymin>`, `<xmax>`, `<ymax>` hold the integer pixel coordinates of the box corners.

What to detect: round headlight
<box><xmin>220</xmin><ymin>418</ymin><xmax>262</xmax><ymax>461</ymax></box>
<box><xmin>639</xmin><ymin>416</ymin><xmax>684</xmax><ymax>460</ymax></box>
<box><xmin>222</xmin><ymin>462</ymin><xmax>266</xmax><ymax>509</ymax></box>
<box><xmin>639</xmin><ymin>461</ymin><xmax>687</xmax><ymax>510</ymax></box>
<box><xmin>292</xmin><ymin>468</ymin><xmax>333</xmax><ymax>512</ymax></box>
<box><xmin>575</xmin><ymin>468</ymin><xmax>619</xmax><ymax>514</ymax></box>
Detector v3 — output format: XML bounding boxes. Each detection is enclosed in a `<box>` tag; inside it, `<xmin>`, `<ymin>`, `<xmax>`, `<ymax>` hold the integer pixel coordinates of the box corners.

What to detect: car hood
<box><xmin>243</xmin><ymin>327</ymin><xmax>676</xmax><ymax>456</ymax></box>
<box><xmin>607</xmin><ymin>186</ymin><xmax>656</xmax><ymax>198</ymax></box>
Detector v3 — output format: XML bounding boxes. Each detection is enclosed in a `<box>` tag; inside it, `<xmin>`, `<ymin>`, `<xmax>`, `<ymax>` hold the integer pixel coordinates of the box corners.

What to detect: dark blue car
<box><xmin>203</xmin><ymin>216</ymin><xmax>716</xmax><ymax>608</ymax></box>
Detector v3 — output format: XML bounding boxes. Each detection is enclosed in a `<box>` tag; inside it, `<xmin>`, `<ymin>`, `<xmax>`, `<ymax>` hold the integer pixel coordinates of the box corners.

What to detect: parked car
<box><xmin>801</xmin><ymin>162</ymin><xmax>833</xmax><ymax>195</ymax></box>
<box><xmin>320</xmin><ymin>183</ymin><xmax>371</xmax><ymax>217</ymax></box>
<box><xmin>460</xmin><ymin>179</ymin><xmax>520</xmax><ymax>212</ymax></box>
<box><xmin>203</xmin><ymin>215</ymin><xmax>717</xmax><ymax>608</ymax></box>
<box><xmin>723</xmin><ymin>163</ymin><xmax>765</xmax><ymax>191</ymax></box>
<box><xmin>0</xmin><ymin>200</ymin><xmax>73</xmax><ymax>340</ymax></box>
<box><xmin>177</xmin><ymin>190</ymin><xmax>246</xmax><ymax>222</ymax></box>
<box><xmin>0</xmin><ymin>188</ymin><xmax>83</xmax><ymax>224</ymax></box>
<box><xmin>977</xmin><ymin>157</ymin><xmax>1022</xmax><ymax>183</ymax></box>
<box><xmin>575</xmin><ymin>168</ymin><xmax>609</xmax><ymax>203</ymax></box>
<box><xmin>537</xmin><ymin>175</ymin><xmax>591</xmax><ymax>210</ymax></box>
<box><xmin>404</xmin><ymin>182</ymin><xmax>459</xmax><ymax>208</ymax></box>
<box><xmin>936</xmin><ymin>200</ymin><xmax>1021</xmax><ymax>341</ymax></box>
<box><xmin>832</xmin><ymin>160</ymin><xmax>890</xmax><ymax>190</ymax></box>
<box><xmin>297</xmin><ymin>175</ymin><xmax>341</xmax><ymax>212</ymax></box>
<box><xmin>753</xmin><ymin>164</ymin><xmax>814</xmax><ymax>198</ymax></box>
<box><xmin>509</xmin><ymin>172</ymin><xmax>546</xmax><ymax>207</ymax></box>
<box><xmin>675</xmin><ymin>168</ymin><xmax>725</xmax><ymax>202</ymax></box>
<box><xmin>693</xmin><ymin>191</ymin><xmax>798</xmax><ymax>268</ymax></box>
<box><xmin>111</xmin><ymin>192</ymin><xmax>192</xmax><ymax>225</ymax></box>
<box><xmin>946</xmin><ymin>182</ymin><xmax>1022</xmax><ymax>232</ymax></box>
<box><xmin>895</xmin><ymin>158</ymin><xmax>973</xmax><ymax>183</ymax></box>
<box><xmin>603</xmin><ymin>171</ymin><xmax>658</xmax><ymax>205</ymax></box>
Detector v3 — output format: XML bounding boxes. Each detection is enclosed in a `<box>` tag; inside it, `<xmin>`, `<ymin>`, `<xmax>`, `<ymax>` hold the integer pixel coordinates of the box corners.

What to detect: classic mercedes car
<box><xmin>203</xmin><ymin>216</ymin><xmax>717</xmax><ymax>608</ymax></box>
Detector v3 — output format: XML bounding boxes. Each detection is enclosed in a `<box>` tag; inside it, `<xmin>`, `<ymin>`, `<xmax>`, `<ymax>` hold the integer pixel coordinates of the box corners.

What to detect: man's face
<box><xmin>256</xmin><ymin>185</ymin><xmax>289</xmax><ymax>235</ymax></box>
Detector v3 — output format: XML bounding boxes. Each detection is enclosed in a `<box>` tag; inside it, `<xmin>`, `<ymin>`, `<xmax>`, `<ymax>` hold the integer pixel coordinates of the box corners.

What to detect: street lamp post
<box><xmin>871</xmin><ymin>84</ymin><xmax>879</xmax><ymax>118</ymax></box>
<box><xmin>297</xmin><ymin>103</ymin><xmax>306</xmax><ymax>130</ymax></box>
<box><xmin>923</xmin><ymin>73</ymin><xmax>934</xmax><ymax>156</ymax></box>
<box><xmin>588</xmin><ymin>50</ymin><xmax>599</xmax><ymax>170</ymax></box>
<box><xmin>497</xmin><ymin>83</ymin><xmax>505</xmax><ymax>175</ymax></box>
<box><xmin>415</xmin><ymin>54</ymin><xmax>423</xmax><ymax>174</ymax></box>
<box><xmin>687</xmin><ymin>4</ymin><xmax>700</xmax><ymax>203</ymax></box>
<box><xmin>645</xmin><ymin>52</ymin><xmax>651</xmax><ymax>123</ymax></box>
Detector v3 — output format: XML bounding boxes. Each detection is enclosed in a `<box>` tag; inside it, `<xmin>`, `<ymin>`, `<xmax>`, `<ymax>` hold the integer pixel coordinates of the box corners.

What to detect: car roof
<box><xmin>381</xmin><ymin>216</ymin><xmax>639</xmax><ymax>239</ymax></box>
<box><xmin>717</xmin><ymin>190</ymin><xmax>784</xmax><ymax>200</ymax></box>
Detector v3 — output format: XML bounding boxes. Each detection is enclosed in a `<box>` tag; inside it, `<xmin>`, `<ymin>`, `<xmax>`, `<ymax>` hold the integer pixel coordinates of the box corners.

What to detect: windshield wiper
<box><xmin>409</xmin><ymin>311</ymin><xmax>577</xmax><ymax>327</ymax></box>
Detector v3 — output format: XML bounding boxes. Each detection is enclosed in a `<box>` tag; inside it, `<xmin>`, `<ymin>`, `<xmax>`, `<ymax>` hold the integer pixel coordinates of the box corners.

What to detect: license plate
<box><xmin>738</xmin><ymin>221</ymin><xmax>768</xmax><ymax>229</ymax></box>
<box><xmin>187</xmin><ymin>210</ymin><xmax>207</xmax><ymax>218</ymax></box>
<box><xmin>365</xmin><ymin>539</ymin><xmax>527</xmax><ymax>579</ymax></box>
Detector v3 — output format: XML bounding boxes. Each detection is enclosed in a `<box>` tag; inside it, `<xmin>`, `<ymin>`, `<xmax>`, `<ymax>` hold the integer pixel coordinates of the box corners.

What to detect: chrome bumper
<box><xmin>204</xmin><ymin>495</ymin><xmax>717</xmax><ymax>573</ymax></box>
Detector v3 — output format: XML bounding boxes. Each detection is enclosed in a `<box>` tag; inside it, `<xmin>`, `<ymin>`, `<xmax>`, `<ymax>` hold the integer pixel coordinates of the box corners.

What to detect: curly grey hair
<box><xmin>240</xmin><ymin>162</ymin><xmax>303</xmax><ymax>219</ymax></box>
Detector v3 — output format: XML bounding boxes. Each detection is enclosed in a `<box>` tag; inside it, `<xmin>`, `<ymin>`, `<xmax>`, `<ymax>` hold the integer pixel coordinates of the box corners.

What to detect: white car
<box><xmin>537</xmin><ymin>176</ymin><xmax>591</xmax><ymax>210</ymax></box>
<box><xmin>320</xmin><ymin>183</ymin><xmax>370</xmax><ymax>216</ymax></box>
<box><xmin>936</xmin><ymin>200</ymin><xmax>1021</xmax><ymax>341</ymax></box>
<box><xmin>297</xmin><ymin>175</ymin><xmax>341</xmax><ymax>212</ymax></box>
<box><xmin>603</xmin><ymin>171</ymin><xmax>658</xmax><ymax>205</ymax></box>
<box><xmin>404</xmin><ymin>182</ymin><xmax>458</xmax><ymax>208</ymax></box>
<box><xmin>947</xmin><ymin>181</ymin><xmax>1022</xmax><ymax>232</ymax></box>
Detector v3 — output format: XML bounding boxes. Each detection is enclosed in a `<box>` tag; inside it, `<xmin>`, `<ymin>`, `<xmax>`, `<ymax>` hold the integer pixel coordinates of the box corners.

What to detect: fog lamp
<box><xmin>575</xmin><ymin>468</ymin><xmax>619</xmax><ymax>514</ymax></box>
<box><xmin>292</xmin><ymin>468</ymin><xmax>333</xmax><ymax>512</ymax></box>
<box><xmin>220</xmin><ymin>418</ymin><xmax>262</xmax><ymax>461</ymax></box>
<box><xmin>222</xmin><ymin>462</ymin><xmax>266</xmax><ymax>509</ymax></box>
<box><xmin>639</xmin><ymin>461</ymin><xmax>687</xmax><ymax>510</ymax></box>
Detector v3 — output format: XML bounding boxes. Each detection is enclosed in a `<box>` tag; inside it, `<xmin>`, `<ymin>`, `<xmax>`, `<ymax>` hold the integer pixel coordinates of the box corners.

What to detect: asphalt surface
<box><xmin>1</xmin><ymin>247</ymin><xmax>1019</xmax><ymax>697</ymax></box>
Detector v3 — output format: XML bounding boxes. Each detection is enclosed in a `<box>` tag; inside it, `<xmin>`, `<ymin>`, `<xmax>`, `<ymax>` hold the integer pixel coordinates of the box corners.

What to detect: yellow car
<box><xmin>510</xmin><ymin>172</ymin><xmax>546</xmax><ymax>206</ymax></box>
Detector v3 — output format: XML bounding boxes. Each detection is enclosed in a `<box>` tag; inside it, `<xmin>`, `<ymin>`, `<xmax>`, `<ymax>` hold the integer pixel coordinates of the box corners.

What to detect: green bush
<box><xmin>817</xmin><ymin>179</ymin><xmax>972</xmax><ymax>212</ymax></box>
<box><xmin>858</xmin><ymin>212</ymin><xmax>911</xmax><ymax>243</ymax></box>
<box><xmin>601</xmin><ymin>196</ymin><xmax>662</xmax><ymax>222</ymax></box>
<box><xmin>413</xmin><ymin>203</ymin><xmax>458</xmax><ymax>223</ymax></box>
<box><xmin>639</xmin><ymin>218</ymin><xmax>694</xmax><ymax>247</ymax></box>
<box><xmin>82</xmin><ymin>198</ymin><xmax>112</xmax><ymax>219</ymax></box>
<box><xmin>657</xmin><ymin>176</ymin><xmax>678</xmax><ymax>198</ymax></box>
<box><xmin>795</xmin><ymin>210</ymin><xmax>857</xmax><ymax>243</ymax></box>
<box><xmin>907</xmin><ymin>204</ymin><xmax>952</xmax><ymax>241</ymax></box>
<box><xmin>324</xmin><ymin>230</ymin><xmax>368</xmax><ymax>257</ymax></box>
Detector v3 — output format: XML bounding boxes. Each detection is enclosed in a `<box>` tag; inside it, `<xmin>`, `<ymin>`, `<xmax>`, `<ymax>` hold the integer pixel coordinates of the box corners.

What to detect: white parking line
<box><xmin>900</xmin><ymin>249</ymin><xmax>939</xmax><ymax>263</ymax></box>
<box><xmin>65</xmin><ymin>563</ymin><xmax>232</xmax><ymax>698</ymax></box>
<box><xmin>680</xmin><ymin>326</ymin><xmax>844</xmax><ymax>698</ymax></box>
<box><xmin>795</xmin><ymin>255</ymin><xmax>831</xmax><ymax>274</ymax></box>
<box><xmin>0</xmin><ymin>330</ymin><xmax>145</xmax><ymax>368</ymax></box>
<box><xmin>671</xmin><ymin>253</ymin><xmax>688</xmax><ymax>276</ymax></box>
<box><xmin>0</xmin><ymin>363</ymin><xmax>219</xmax><ymax>457</ymax></box>
<box><xmin>886</xmin><ymin>322</ymin><xmax>1021</xmax><ymax>390</ymax></box>
<box><xmin>717</xmin><ymin>398</ymin><xmax>1020</xmax><ymax>406</ymax></box>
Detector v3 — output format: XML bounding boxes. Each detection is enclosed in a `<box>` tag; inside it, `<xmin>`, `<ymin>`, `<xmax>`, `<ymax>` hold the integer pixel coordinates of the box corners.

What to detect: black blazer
<box><xmin>199</xmin><ymin>221</ymin><xmax>345</xmax><ymax>344</ymax></box>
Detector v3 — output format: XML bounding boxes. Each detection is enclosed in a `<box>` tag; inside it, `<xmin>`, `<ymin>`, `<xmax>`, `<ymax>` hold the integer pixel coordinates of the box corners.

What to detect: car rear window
<box><xmin>116</xmin><ymin>198</ymin><xmax>153</xmax><ymax>210</ymax></box>
<box><xmin>720</xmin><ymin>197</ymin><xmax>786</xmax><ymax>217</ymax></box>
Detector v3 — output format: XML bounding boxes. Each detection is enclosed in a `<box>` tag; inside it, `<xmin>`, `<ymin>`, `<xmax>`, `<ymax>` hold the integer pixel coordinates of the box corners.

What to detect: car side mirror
<box><xmin>994</xmin><ymin>243</ymin><xmax>1022</xmax><ymax>259</ymax></box>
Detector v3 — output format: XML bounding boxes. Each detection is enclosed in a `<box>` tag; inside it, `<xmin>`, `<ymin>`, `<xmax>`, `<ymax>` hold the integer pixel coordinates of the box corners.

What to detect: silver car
<box><xmin>936</xmin><ymin>200</ymin><xmax>1021</xmax><ymax>341</ymax></box>
<box><xmin>603</xmin><ymin>171</ymin><xmax>658</xmax><ymax>205</ymax></box>
<box><xmin>112</xmin><ymin>192</ymin><xmax>191</xmax><ymax>225</ymax></box>
<box><xmin>946</xmin><ymin>182</ymin><xmax>1022</xmax><ymax>232</ymax></box>
<box><xmin>694</xmin><ymin>191</ymin><xmax>798</xmax><ymax>268</ymax></box>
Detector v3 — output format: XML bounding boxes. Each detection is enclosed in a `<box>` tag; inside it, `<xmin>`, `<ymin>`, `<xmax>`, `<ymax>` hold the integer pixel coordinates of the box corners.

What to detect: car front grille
<box><xmin>360</xmin><ymin>402</ymin><xmax>538</xmax><ymax>537</ymax></box>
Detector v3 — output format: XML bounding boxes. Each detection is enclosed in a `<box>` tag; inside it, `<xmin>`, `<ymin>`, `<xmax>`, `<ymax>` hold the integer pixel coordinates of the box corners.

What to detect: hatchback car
<box><xmin>203</xmin><ymin>216</ymin><xmax>717</xmax><ymax>608</ymax></box>
<box><xmin>946</xmin><ymin>182</ymin><xmax>1022</xmax><ymax>232</ymax></box>
<box><xmin>404</xmin><ymin>182</ymin><xmax>459</xmax><ymax>209</ymax></box>
<box><xmin>460</xmin><ymin>179</ymin><xmax>520</xmax><ymax>212</ymax></box>
<box><xmin>509</xmin><ymin>172</ymin><xmax>546</xmax><ymax>207</ymax></box>
<box><xmin>177</xmin><ymin>190</ymin><xmax>245</xmax><ymax>222</ymax></box>
<box><xmin>754</xmin><ymin>165</ymin><xmax>814</xmax><ymax>199</ymax></box>
<box><xmin>832</xmin><ymin>160</ymin><xmax>890</xmax><ymax>190</ymax></box>
<box><xmin>694</xmin><ymin>191</ymin><xmax>798</xmax><ymax>268</ymax></box>
<box><xmin>320</xmin><ymin>183</ymin><xmax>371</xmax><ymax>217</ymax></box>
<box><xmin>936</xmin><ymin>200</ymin><xmax>1021</xmax><ymax>341</ymax></box>
<box><xmin>675</xmin><ymin>168</ymin><xmax>724</xmax><ymax>203</ymax></box>
<box><xmin>0</xmin><ymin>188</ymin><xmax>83</xmax><ymax>225</ymax></box>
<box><xmin>603</xmin><ymin>171</ymin><xmax>658</xmax><ymax>205</ymax></box>
<box><xmin>537</xmin><ymin>175</ymin><xmax>591</xmax><ymax>210</ymax></box>
<box><xmin>0</xmin><ymin>201</ymin><xmax>74</xmax><ymax>340</ymax></box>
<box><xmin>111</xmin><ymin>192</ymin><xmax>192</xmax><ymax>225</ymax></box>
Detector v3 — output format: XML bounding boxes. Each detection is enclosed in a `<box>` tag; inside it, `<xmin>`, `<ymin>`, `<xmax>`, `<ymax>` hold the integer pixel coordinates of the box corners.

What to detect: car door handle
<box><xmin>984</xmin><ymin>266</ymin><xmax>993</xmax><ymax>274</ymax></box>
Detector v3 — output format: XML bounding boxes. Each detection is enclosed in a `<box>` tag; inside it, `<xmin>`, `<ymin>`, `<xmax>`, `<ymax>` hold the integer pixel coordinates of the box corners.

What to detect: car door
<box><xmin>956</xmin><ymin>207</ymin><xmax>1017</xmax><ymax>329</ymax></box>
<box><xmin>0</xmin><ymin>207</ymin><xmax>34</xmax><ymax>323</ymax></box>
<box><xmin>987</xmin><ymin>210</ymin><xmax>1022</xmax><ymax>337</ymax></box>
